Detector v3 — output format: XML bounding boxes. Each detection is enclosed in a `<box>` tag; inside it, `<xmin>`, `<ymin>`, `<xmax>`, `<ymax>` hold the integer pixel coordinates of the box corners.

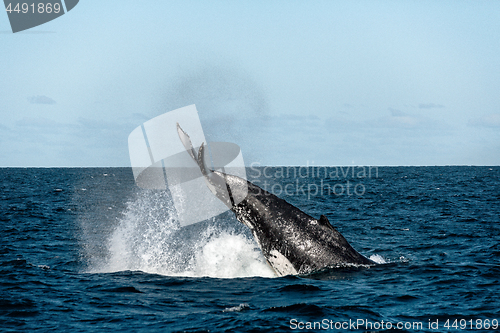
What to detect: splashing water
<box><xmin>79</xmin><ymin>178</ymin><xmax>383</xmax><ymax>279</ymax></box>
<box><xmin>369</xmin><ymin>254</ymin><xmax>387</xmax><ymax>264</ymax></box>
<box><xmin>88</xmin><ymin>189</ymin><xmax>276</xmax><ymax>278</ymax></box>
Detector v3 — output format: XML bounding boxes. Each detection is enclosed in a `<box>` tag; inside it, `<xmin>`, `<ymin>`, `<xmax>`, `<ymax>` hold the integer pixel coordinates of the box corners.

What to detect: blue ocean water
<box><xmin>1</xmin><ymin>166</ymin><xmax>499</xmax><ymax>332</ymax></box>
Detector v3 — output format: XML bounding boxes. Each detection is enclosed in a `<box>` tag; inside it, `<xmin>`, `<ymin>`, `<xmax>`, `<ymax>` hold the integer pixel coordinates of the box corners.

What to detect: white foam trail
<box><xmin>89</xmin><ymin>189</ymin><xmax>276</xmax><ymax>278</ymax></box>
<box><xmin>369</xmin><ymin>254</ymin><xmax>387</xmax><ymax>264</ymax></box>
<box><xmin>223</xmin><ymin>303</ymin><xmax>250</xmax><ymax>312</ymax></box>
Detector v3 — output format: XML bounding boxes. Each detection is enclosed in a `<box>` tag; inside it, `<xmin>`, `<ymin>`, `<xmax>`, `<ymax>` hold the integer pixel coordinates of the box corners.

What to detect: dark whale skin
<box><xmin>222</xmin><ymin>171</ymin><xmax>375</xmax><ymax>276</ymax></box>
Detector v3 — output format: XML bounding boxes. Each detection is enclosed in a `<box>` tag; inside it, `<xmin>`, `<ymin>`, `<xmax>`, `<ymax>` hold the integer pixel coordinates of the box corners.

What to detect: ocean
<box><xmin>1</xmin><ymin>166</ymin><xmax>499</xmax><ymax>332</ymax></box>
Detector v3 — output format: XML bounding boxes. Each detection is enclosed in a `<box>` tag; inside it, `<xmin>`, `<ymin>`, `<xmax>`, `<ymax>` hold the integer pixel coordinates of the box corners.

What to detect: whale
<box><xmin>176</xmin><ymin>124</ymin><xmax>375</xmax><ymax>276</ymax></box>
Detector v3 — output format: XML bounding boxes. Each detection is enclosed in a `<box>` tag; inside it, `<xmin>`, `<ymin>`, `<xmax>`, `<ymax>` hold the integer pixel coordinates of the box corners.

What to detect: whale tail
<box><xmin>176</xmin><ymin>123</ymin><xmax>211</xmax><ymax>176</ymax></box>
<box><xmin>176</xmin><ymin>123</ymin><xmax>197</xmax><ymax>161</ymax></box>
<box><xmin>176</xmin><ymin>123</ymin><xmax>234</xmax><ymax>207</ymax></box>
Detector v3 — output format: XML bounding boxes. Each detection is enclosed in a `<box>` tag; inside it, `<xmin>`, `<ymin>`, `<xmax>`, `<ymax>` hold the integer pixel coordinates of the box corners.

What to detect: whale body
<box><xmin>177</xmin><ymin>124</ymin><xmax>375</xmax><ymax>276</ymax></box>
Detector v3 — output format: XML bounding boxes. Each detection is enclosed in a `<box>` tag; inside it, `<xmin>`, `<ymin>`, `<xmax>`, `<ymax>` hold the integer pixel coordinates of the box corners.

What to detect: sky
<box><xmin>1</xmin><ymin>1</ymin><xmax>499</xmax><ymax>167</ymax></box>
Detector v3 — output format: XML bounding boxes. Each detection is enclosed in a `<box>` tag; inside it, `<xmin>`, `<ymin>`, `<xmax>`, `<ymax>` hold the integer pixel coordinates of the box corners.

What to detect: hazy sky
<box><xmin>1</xmin><ymin>1</ymin><xmax>499</xmax><ymax>166</ymax></box>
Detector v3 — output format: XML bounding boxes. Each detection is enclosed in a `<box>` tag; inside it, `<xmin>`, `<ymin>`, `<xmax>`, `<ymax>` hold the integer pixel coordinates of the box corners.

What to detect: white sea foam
<box><xmin>89</xmin><ymin>189</ymin><xmax>276</xmax><ymax>278</ymax></box>
<box><xmin>190</xmin><ymin>231</ymin><xmax>276</xmax><ymax>278</ymax></box>
<box><xmin>223</xmin><ymin>303</ymin><xmax>250</xmax><ymax>312</ymax></box>
<box><xmin>369</xmin><ymin>254</ymin><xmax>387</xmax><ymax>264</ymax></box>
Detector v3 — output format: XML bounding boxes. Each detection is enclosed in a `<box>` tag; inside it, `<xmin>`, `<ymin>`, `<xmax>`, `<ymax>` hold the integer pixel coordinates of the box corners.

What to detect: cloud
<box><xmin>275</xmin><ymin>113</ymin><xmax>321</xmax><ymax>126</ymax></box>
<box><xmin>468</xmin><ymin>114</ymin><xmax>500</xmax><ymax>128</ymax></box>
<box><xmin>324</xmin><ymin>114</ymin><xmax>363</xmax><ymax>132</ymax></box>
<box><xmin>16</xmin><ymin>117</ymin><xmax>63</xmax><ymax>127</ymax></box>
<box><xmin>131</xmin><ymin>113</ymin><xmax>150</xmax><ymax>121</ymax></box>
<box><xmin>77</xmin><ymin>117</ymin><xmax>119</xmax><ymax>130</ymax></box>
<box><xmin>418</xmin><ymin>103</ymin><xmax>445</xmax><ymax>109</ymax></box>
<box><xmin>372</xmin><ymin>108</ymin><xmax>438</xmax><ymax>129</ymax></box>
<box><xmin>27</xmin><ymin>95</ymin><xmax>56</xmax><ymax>105</ymax></box>
<box><xmin>389</xmin><ymin>108</ymin><xmax>406</xmax><ymax>117</ymax></box>
<box><xmin>324</xmin><ymin>108</ymin><xmax>449</xmax><ymax>133</ymax></box>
